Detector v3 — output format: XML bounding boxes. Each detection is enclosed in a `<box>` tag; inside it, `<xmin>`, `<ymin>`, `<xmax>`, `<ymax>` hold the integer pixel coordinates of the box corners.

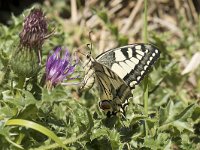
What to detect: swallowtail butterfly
<box><xmin>80</xmin><ymin>44</ymin><xmax>160</xmax><ymax>117</ymax></box>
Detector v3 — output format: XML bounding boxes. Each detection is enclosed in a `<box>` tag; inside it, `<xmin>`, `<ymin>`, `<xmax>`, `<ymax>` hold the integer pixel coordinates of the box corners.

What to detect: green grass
<box><xmin>0</xmin><ymin>1</ymin><xmax>200</xmax><ymax>149</ymax></box>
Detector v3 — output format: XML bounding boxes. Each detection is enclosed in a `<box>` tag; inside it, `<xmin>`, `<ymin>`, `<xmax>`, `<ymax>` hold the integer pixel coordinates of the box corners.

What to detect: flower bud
<box><xmin>10</xmin><ymin>47</ymin><xmax>40</xmax><ymax>77</ymax></box>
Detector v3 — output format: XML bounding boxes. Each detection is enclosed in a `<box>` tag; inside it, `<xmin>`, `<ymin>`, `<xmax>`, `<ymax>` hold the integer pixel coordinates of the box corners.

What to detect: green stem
<box><xmin>16</xmin><ymin>133</ymin><xmax>25</xmax><ymax>145</ymax></box>
<box><xmin>17</xmin><ymin>76</ymin><xmax>25</xmax><ymax>89</ymax></box>
<box><xmin>198</xmin><ymin>15</ymin><xmax>200</xmax><ymax>37</ymax></box>
<box><xmin>143</xmin><ymin>0</ymin><xmax>149</xmax><ymax>136</ymax></box>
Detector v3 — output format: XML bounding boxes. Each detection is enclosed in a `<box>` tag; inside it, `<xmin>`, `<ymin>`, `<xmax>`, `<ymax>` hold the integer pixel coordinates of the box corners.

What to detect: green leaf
<box><xmin>107</xmin><ymin>129</ymin><xmax>120</xmax><ymax>149</ymax></box>
<box><xmin>172</xmin><ymin>121</ymin><xmax>193</xmax><ymax>132</ymax></box>
<box><xmin>159</xmin><ymin>100</ymin><xmax>175</xmax><ymax>125</ymax></box>
<box><xmin>0</xmin><ymin>49</ymin><xmax>10</xmax><ymax>67</ymax></box>
<box><xmin>118</xmin><ymin>35</ymin><xmax>128</xmax><ymax>46</ymax></box>
<box><xmin>97</xmin><ymin>11</ymin><xmax>109</xmax><ymax>24</ymax></box>
<box><xmin>191</xmin><ymin>105</ymin><xmax>200</xmax><ymax>121</ymax></box>
<box><xmin>90</xmin><ymin>127</ymin><xmax>120</xmax><ymax>150</ymax></box>
<box><xmin>4</xmin><ymin>90</ymin><xmax>37</xmax><ymax>109</ymax></box>
<box><xmin>144</xmin><ymin>136</ymin><xmax>159</xmax><ymax>149</ymax></box>
<box><xmin>5</xmin><ymin>137</ymin><xmax>24</xmax><ymax>149</ymax></box>
<box><xmin>144</xmin><ymin>133</ymin><xmax>171</xmax><ymax>149</ymax></box>
<box><xmin>108</xmin><ymin>24</ymin><xmax>118</xmax><ymax>37</ymax></box>
<box><xmin>91</xmin><ymin>127</ymin><xmax>109</xmax><ymax>140</ymax></box>
<box><xmin>164</xmin><ymin>140</ymin><xmax>172</xmax><ymax>150</ymax></box>
<box><xmin>159</xmin><ymin>101</ymin><xmax>196</xmax><ymax>132</ymax></box>
<box><xmin>5</xmin><ymin>119</ymin><xmax>68</xmax><ymax>150</ymax></box>
<box><xmin>130</xmin><ymin>115</ymin><xmax>147</xmax><ymax>125</ymax></box>
<box><xmin>175</xmin><ymin>103</ymin><xmax>196</xmax><ymax>122</ymax></box>
<box><xmin>34</xmin><ymin>109</ymin><xmax>93</xmax><ymax>150</ymax></box>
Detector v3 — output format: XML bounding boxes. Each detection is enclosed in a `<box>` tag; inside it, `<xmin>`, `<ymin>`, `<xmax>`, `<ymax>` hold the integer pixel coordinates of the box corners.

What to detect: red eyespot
<box><xmin>99</xmin><ymin>100</ymin><xmax>111</xmax><ymax>110</ymax></box>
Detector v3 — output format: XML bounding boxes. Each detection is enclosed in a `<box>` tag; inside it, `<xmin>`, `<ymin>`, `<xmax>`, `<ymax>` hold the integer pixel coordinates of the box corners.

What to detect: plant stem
<box><xmin>17</xmin><ymin>76</ymin><xmax>25</xmax><ymax>89</ymax></box>
<box><xmin>143</xmin><ymin>0</ymin><xmax>149</xmax><ymax>136</ymax></box>
<box><xmin>144</xmin><ymin>0</ymin><xmax>148</xmax><ymax>43</ymax></box>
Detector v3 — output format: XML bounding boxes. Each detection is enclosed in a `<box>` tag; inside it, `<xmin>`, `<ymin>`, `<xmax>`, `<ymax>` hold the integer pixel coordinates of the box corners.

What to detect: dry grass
<box><xmin>43</xmin><ymin>0</ymin><xmax>200</xmax><ymax>99</ymax></box>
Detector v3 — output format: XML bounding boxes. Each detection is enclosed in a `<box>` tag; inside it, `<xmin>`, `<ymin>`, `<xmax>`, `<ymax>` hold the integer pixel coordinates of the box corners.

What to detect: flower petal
<box><xmin>45</xmin><ymin>46</ymin><xmax>78</xmax><ymax>88</ymax></box>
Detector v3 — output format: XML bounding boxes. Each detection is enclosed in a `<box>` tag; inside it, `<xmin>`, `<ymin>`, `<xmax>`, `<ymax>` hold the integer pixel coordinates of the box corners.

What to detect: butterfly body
<box><xmin>80</xmin><ymin>44</ymin><xmax>160</xmax><ymax>117</ymax></box>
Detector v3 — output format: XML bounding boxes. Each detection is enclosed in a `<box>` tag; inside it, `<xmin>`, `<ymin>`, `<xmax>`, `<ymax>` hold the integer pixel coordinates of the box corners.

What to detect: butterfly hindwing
<box><xmin>93</xmin><ymin>61</ymin><xmax>132</xmax><ymax>116</ymax></box>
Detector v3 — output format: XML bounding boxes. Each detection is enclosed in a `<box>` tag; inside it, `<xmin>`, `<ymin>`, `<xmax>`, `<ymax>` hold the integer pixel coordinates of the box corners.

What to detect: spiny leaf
<box><xmin>175</xmin><ymin>103</ymin><xmax>196</xmax><ymax>122</ymax></box>
<box><xmin>159</xmin><ymin>102</ymin><xmax>196</xmax><ymax>132</ymax></box>
<box><xmin>159</xmin><ymin>100</ymin><xmax>175</xmax><ymax>125</ymax></box>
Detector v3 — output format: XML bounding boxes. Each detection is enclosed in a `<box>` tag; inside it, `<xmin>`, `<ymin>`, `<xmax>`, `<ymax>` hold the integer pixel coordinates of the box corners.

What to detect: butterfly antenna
<box><xmin>88</xmin><ymin>31</ymin><xmax>94</xmax><ymax>54</ymax></box>
<box><xmin>75</xmin><ymin>45</ymin><xmax>87</xmax><ymax>57</ymax></box>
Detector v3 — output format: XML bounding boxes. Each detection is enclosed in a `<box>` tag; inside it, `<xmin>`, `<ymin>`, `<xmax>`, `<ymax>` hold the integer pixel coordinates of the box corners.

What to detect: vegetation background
<box><xmin>0</xmin><ymin>0</ymin><xmax>200</xmax><ymax>149</ymax></box>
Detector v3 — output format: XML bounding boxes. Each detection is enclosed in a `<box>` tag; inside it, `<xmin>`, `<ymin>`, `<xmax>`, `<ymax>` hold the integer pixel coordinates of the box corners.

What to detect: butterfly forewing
<box><xmin>96</xmin><ymin>44</ymin><xmax>160</xmax><ymax>89</ymax></box>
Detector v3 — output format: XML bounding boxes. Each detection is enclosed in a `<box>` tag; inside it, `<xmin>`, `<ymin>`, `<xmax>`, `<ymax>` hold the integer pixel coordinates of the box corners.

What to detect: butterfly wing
<box><xmin>96</xmin><ymin>44</ymin><xmax>160</xmax><ymax>89</ymax></box>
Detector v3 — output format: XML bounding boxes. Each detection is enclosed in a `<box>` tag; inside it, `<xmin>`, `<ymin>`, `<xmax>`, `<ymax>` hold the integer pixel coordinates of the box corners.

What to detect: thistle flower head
<box><xmin>45</xmin><ymin>46</ymin><xmax>78</xmax><ymax>89</ymax></box>
<box><xmin>19</xmin><ymin>8</ymin><xmax>49</xmax><ymax>48</ymax></box>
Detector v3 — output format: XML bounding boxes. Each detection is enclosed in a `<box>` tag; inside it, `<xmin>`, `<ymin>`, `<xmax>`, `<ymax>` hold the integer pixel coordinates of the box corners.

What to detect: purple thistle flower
<box><xmin>45</xmin><ymin>46</ymin><xmax>79</xmax><ymax>89</ymax></box>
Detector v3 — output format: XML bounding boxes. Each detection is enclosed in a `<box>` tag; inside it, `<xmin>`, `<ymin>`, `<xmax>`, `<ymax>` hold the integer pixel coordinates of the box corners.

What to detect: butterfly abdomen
<box><xmin>79</xmin><ymin>57</ymin><xmax>95</xmax><ymax>91</ymax></box>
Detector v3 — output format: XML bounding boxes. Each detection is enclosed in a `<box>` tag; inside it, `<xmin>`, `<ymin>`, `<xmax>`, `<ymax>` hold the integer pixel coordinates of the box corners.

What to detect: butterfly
<box><xmin>79</xmin><ymin>44</ymin><xmax>160</xmax><ymax>117</ymax></box>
